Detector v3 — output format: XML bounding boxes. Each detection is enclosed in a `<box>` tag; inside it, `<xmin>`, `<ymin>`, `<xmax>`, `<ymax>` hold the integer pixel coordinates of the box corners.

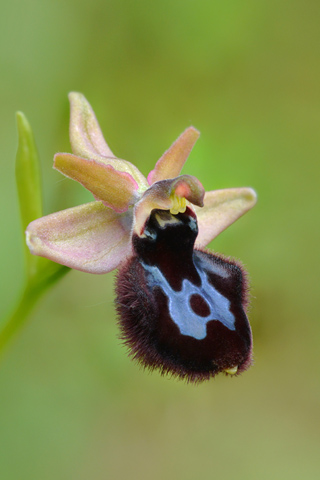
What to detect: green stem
<box><xmin>0</xmin><ymin>266</ymin><xmax>69</xmax><ymax>356</ymax></box>
<box><xmin>0</xmin><ymin>286</ymin><xmax>39</xmax><ymax>353</ymax></box>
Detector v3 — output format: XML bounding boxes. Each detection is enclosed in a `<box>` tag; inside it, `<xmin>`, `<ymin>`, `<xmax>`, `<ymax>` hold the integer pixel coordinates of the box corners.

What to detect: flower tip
<box><xmin>224</xmin><ymin>366</ymin><xmax>238</xmax><ymax>375</ymax></box>
<box><xmin>245</xmin><ymin>187</ymin><xmax>258</xmax><ymax>208</ymax></box>
<box><xmin>52</xmin><ymin>152</ymin><xmax>60</xmax><ymax>170</ymax></box>
<box><xmin>25</xmin><ymin>224</ymin><xmax>38</xmax><ymax>255</ymax></box>
<box><xmin>186</xmin><ymin>125</ymin><xmax>200</xmax><ymax>139</ymax></box>
<box><xmin>68</xmin><ymin>91</ymin><xmax>83</xmax><ymax>103</ymax></box>
<box><xmin>68</xmin><ymin>92</ymin><xmax>91</xmax><ymax>123</ymax></box>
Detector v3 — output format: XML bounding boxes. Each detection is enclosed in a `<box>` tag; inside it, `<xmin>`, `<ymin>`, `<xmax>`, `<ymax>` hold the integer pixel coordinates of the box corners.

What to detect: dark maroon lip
<box><xmin>116</xmin><ymin>208</ymin><xmax>252</xmax><ymax>383</ymax></box>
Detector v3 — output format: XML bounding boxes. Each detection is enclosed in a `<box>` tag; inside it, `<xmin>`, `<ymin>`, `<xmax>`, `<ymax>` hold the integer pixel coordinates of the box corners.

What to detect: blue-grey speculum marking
<box><xmin>143</xmin><ymin>261</ymin><xmax>235</xmax><ymax>340</ymax></box>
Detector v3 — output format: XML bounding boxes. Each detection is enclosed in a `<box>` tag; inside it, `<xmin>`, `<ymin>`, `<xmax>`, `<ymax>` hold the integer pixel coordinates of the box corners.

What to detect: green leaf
<box><xmin>0</xmin><ymin>111</ymin><xmax>72</xmax><ymax>356</ymax></box>
<box><xmin>15</xmin><ymin>111</ymin><xmax>70</xmax><ymax>286</ymax></box>
<box><xmin>15</xmin><ymin>111</ymin><xmax>43</xmax><ymax>279</ymax></box>
<box><xmin>16</xmin><ymin>112</ymin><xmax>43</xmax><ymax>229</ymax></box>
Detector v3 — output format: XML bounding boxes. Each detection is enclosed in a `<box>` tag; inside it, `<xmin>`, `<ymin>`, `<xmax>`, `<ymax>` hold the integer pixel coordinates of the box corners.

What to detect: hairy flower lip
<box><xmin>116</xmin><ymin>209</ymin><xmax>253</xmax><ymax>382</ymax></box>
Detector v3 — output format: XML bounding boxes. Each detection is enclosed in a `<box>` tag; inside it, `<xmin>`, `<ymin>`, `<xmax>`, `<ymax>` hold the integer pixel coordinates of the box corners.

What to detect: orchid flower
<box><xmin>26</xmin><ymin>93</ymin><xmax>257</xmax><ymax>382</ymax></box>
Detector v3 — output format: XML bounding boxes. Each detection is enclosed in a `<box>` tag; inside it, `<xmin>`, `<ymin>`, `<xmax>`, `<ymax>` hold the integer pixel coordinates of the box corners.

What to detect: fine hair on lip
<box><xmin>116</xmin><ymin>209</ymin><xmax>252</xmax><ymax>383</ymax></box>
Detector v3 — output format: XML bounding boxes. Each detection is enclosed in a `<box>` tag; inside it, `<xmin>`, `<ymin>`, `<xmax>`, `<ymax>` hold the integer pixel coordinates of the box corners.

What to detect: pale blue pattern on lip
<box><xmin>143</xmin><ymin>261</ymin><xmax>235</xmax><ymax>340</ymax></box>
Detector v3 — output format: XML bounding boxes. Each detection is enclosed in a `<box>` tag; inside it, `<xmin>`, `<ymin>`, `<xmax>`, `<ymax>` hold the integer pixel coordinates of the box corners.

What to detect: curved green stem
<box><xmin>0</xmin><ymin>265</ymin><xmax>69</xmax><ymax>356</ymax></box>
<box><xmin>0</xmin><ymin>286</ymin><xmax>39</xmax><ymax>353</ymax></box>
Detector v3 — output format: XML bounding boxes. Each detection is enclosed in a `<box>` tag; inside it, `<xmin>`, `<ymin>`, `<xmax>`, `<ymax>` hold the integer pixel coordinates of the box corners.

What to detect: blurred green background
<box><xmin>1</xmin><ymin>0</ymin><xmax>319</xmax><ymax>479</ymax></box>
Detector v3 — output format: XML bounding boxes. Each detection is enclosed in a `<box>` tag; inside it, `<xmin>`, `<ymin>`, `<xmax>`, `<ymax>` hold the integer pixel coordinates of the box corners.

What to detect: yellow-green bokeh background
<box><xmin>1</xmin><ymin>1</ymin><xmax>319</xmax><ymax>479</ymax></box>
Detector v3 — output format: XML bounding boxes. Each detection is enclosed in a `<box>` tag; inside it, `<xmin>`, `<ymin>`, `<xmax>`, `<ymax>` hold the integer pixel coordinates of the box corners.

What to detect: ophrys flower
<box><xmin>26</xmin><ymin>93</ymin><xmax>257</xmax><ymax>382</ymax></box>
